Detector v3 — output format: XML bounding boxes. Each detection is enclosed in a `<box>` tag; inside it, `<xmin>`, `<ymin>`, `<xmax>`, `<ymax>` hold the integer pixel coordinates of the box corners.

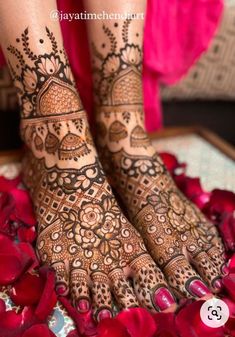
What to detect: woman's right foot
<box><xmin>9</xmin><ymin>27</ymin><xmax>176</xmax><ymax>319</ymax></box>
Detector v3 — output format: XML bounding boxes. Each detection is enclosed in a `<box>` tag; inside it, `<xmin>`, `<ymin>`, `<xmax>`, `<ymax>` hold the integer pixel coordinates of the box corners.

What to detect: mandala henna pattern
<box><xmin>8</xmin><ymin>27</ymin><xmax>175</xmax><ymax>318</ymax></box>
<box><xmin>92</xmin><ymin>20</ymin><xmax>226</xmax><ymax>298</ymax></box>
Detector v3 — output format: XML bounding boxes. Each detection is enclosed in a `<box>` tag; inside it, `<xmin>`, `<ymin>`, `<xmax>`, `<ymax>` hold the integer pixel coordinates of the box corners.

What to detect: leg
<box><xmin>84</xmin><ymin>0</ymin><xmax>226</xmax><ymax>299</ymax></box>
<box><xmin>0</xmin><ymin>0</ymin><xmax>176</xmax><ymax>317</ymax></box>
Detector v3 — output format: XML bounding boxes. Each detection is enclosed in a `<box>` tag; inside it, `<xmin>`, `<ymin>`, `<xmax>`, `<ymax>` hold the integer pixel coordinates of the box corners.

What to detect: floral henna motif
<box><xmin>8</xmin><ymin>27</ymin><xmax>81</xmax><ymax>119</ymax></box>
<box><xmin>9</xmin><ymin>27</ymin><xmax>176</xmax><ymax>317</ymax></box>
<box><xmin>91</xmin><ymin>21</ymin><xmax>226</xmax><ymax>298</ymax></box>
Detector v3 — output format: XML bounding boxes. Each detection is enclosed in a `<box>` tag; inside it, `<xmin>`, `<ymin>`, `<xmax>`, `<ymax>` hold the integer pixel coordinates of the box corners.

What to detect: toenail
<box><xmin>97</xmin><ymin>309</ymin><xmax>112</xmax><ymax>321</ymax></box>
<box><xmin>222</xmin><ymin>265</ymin><xmax>229</xmax><ymax>275</ymax></box>
<box><xmin>76</xmin><ymin>299</ymin><xmax>90</xmax><ymax>313</ymax></box>
<box><xmin>189</xmin><ymin>280</ymin><xmax>211</xmax><ymax>298</ymax></box>
<box><xmin>153</xmin><ymin>287</ymin><xmax>176</xmax><ymax>311</ymax></box>
<box><xmin>56</xmin><ymin>285</ymin><xmax>67</xmax><ymax>295</ymax></box>
<box><xmin>213</xmin><ymin>279</ymin><xmax>223</xmax><ymax>290</ymax></box>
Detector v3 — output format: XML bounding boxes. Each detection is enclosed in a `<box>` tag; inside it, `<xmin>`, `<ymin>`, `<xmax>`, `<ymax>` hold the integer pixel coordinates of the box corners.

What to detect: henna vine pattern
<box><xmin>8</xmin><ymin>27</ymin><xmax>174</xmax><ymax>318</ymax></box>
<box><xmin>92</xmin><ymin>20</ymin><xmax>226</xmax><ymax>298</ymax></box>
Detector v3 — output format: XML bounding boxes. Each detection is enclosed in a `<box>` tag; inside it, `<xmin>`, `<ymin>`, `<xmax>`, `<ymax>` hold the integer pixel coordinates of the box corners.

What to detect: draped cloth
<box><xmin>0</xmin><ymin>0</ymin><xmax>223</xmax><ymax>131</ymax></box>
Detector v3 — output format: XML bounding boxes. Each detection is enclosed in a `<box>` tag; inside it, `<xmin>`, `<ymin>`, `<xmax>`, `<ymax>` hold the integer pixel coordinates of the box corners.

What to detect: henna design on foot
<box><xmin>8</xmin><ymin>27</ymin><xmax>175</xmax><ymax>317</ymax></box>
<box><xmin>91</xmin><ymin>20</ymin><xmax>226</xmax><ymax>299</ymax></box>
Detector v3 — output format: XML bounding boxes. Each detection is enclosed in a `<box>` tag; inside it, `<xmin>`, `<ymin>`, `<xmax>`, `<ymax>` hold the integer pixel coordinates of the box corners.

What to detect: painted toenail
<box><xmin>189</xmin><ymin>280</ymin><xmax>211</xmax><ymax>297</ymax></box>
<box><xmin>213</xmin><ymin>279</ymin><xmax>223</xmax><ymax>290</ymax></box>
<box><xmin>97</xmin><ymin>309</ymin><xmax>112</xmax><ymax>321</ymax></box>
<box><xmin>56</xmin><ymin>285</ymin><xmax>67</xmax><ymax>295</ymax></box>
<box><xmin>153</xmin><ymin>287</ymin><xmax>176</xmax><ymax>310</ymax></box>
<box><xmin>77</xmin><ymin>299</ymin><xmax>90</xmax><ymax>312</ymax></box>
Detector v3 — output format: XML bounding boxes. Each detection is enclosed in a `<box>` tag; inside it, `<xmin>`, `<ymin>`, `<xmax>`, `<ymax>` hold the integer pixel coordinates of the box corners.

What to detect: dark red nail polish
<box><xmin>214</xmin><ymin>279</ymin><xmax>223</xmax><ymax>290</ymax></box>
<box><xmin>222</xmin><ymin>265</ymin><xmax>229</xmax><ymax>275</ymax></box>
<box><xmin>77</xmin><ymin>299</ymin><xmax>90</xmax><ymax>313</ymax></box>
<box><xmin>98</xmin><ymin>309</ymin><xmax>112</xmax><ymax>321</ymax></box>
<box><xmin>153</xmin><ymin>287</ymin><xmax>176</xmax><ymax>311</ymax></box>
<box><xmin>56</xmin><ymin>285</ymin><xmax>67</xmax><ymax>295</ymax></box>
<box><xmin>189</xmin><ymin>280</ymin><xmax>211</xmax><ymax>297</ymax></box>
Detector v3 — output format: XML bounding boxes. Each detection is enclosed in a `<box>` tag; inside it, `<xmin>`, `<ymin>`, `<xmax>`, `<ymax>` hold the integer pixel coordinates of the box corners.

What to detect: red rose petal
<box><xmin>223</xmin><ymin>273</ymin><xmax>235</xmax><ymax>301</ymax></box>
<box><xmin>9</xmin><ymin>273</ymin><xmax>44</xmax><ymax>306</ymax></box>
<box><xmin>18</xmin><ymin>242</ymin><xmax>39</xmax><ymax>270</ymax></box>
<box><xmin>229</xmin><ymin>254</ymin><xmax>235</xmax><ymax>272</ymax></box>
<box><xmin>159</xmin><ymin>152</ymin><xmax>185</xmax><ymax>173</ymax></box>
<box><xmin>0</xmin><ymin>193</ymin><xmax>15</xmax><ymax>235</ymax></box>
<box><xmin>0</xmin><ymin>306</ymin><xmax>35</xmax><ymax>337</ymax></box>
<box><xmin>0</xmin><ymin>299</ymin><xmax>6</xmax><ymax>313</ymax></box>
<box><xmin>219</xmin><ymin>213</ymin><xmax>235</xmax><ymax>252</ymax></box>
<box><xmin>225</xmin><ymin>316</ymin><xmax>235</xmax><ymax>337</ymax></box>
<box><xmin>153</xmin><ymin>312</ymin><xmax>177</xmax><ymax>337</ymax></box>
<box><xmin>22</xmin><ymin>324</ymin><xmax>57</xmax><ymax>337</ymax></box>
<box><xmin>34</xmin><ymin>267</ymin><xmax>57</xmax><ymax>321</ymax></box>
<box><xmin>0</xmin><ymin>234</ymin><xmax>34</xmax><ymax>285</ymax></box>
<box><xmin>116</xmin><ymin>307</ymin><xmax>156</xmax><ymax>337</ymax></box>
<box><xmin>0</xmin><ymin>176</ymin><xmax>21</xmax><ymax>193</ymax></box>
<box><xmin>97</xmin><ymin>318</ymin><xmax>130</xmax><ymax>337</ymax></box>
<box><xmin>176</xmin><ymin>300</ymin><xmax>224</xmax><ymax>337</ymax></box>
<box><xmin>10</xmin><ymin>189</ymin><xmax>36</xmax><ymax>226</ymax></box>
<box><xmin>17</xmin><ymin>226</ymin><xmax>37</xmax><ymax>243</ymax></box>
<box><xmin>0</xmin><ymin>254</ymin><xmax>24</xmax><ymax>285</ymax></box>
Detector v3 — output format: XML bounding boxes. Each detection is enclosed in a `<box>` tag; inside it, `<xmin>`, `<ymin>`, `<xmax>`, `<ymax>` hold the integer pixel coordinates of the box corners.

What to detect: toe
<box><xmin>91</xmin><ymin>273</ymin><xmax>113</xmax><ymax>322</ymax></box>
<box><xmin>109</xmin><ymin>269</ymin><xmax>139</xmax><ymax>309</ymax></box>
<box><xmin>206</xmin><ymin>242</ymin><xmax>227</xmax><ymax>275</ymax></box>
<box><xmin>70</xmin><ymin>266</ymin><xmax>90</xmax><ymax>313</ymax></box>
<box><xmin>130</xmin><ymin>255</ymin><xmax>176</xmax><ymax>312</ymax></box>
<box><xmin>163</xmin><ymin>254</ymin><xmax>212</xmax><ymax>299</ymax></box>
<box><xmin>52</xmin><ymin>260</ymin><xmax>69</xmax><ymax>296</ymax></box>
<box><xmin>189</xmin><ymin>250</ymin><xmax>223</xmax><ymax>292</ymax></box>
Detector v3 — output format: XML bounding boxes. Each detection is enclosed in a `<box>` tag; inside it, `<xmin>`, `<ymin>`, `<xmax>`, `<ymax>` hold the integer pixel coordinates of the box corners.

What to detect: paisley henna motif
<box><xmin>91</xmin><ymin>20</ymin><xmax>226</xmax><ymax>299</ymax></box>
<box><xmin>8</xmin><ymin>27</ymin><xmax>176</xmax><ymax>318</ymax></box>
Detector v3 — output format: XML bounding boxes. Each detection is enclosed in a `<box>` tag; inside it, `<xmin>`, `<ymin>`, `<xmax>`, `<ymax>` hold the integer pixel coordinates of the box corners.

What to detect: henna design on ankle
<box><xmin>8</xmin><ymin>27</ymin><xmax>174</xmax><ymax>315</ymax></box>
<box><xmin>7</xmin><ymin>27</ymin><xmax>81</xmax><ymax>119</ymax></box>
<box><xmin>91</xmin><ymin>21</ymin><xmax>226</xmax><ymax>297</ymax></box>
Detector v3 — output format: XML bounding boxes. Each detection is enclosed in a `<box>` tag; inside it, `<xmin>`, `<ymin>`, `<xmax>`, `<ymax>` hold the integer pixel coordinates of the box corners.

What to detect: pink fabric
<box><xmin>0</xmin><ymin>0</ymin><xmax>224</xmax><ymax>131</ymax></box>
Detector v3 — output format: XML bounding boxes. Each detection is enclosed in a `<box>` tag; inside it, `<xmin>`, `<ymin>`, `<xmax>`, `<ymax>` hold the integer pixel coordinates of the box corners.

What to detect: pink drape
<box><xmin>0</xmin><ymin>0</ymin><xmax>223</xmax><ymax>131</ymax></box>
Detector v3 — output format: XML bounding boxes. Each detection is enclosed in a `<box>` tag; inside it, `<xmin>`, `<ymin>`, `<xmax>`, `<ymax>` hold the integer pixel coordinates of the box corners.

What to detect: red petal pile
<box><xmin>0</xmin><ymin>153</ymin><xmax>235</xmax><ymax>337</ymax></box>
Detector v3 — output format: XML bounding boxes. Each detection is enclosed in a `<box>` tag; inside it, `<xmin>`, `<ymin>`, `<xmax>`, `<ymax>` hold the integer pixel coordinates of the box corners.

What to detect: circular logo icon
<box><xmin>200</xmin><ymin>298</ymin><xmax>230</xmax><ymax>328</ymax></box>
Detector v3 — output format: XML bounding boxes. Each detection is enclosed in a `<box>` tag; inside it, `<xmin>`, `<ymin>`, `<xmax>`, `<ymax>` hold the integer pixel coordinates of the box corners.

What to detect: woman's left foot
<box><xmin>91</xmin><ymin>20</ymin><xmax>227</xmax><ymax>299</ymax></box>
<box><xmin>96</xmin><ymin>103</ymin><xmax>227</xmax><ymax>299</ymax></box>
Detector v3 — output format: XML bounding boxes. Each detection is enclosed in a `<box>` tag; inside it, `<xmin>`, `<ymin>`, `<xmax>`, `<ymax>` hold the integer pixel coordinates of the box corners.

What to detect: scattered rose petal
<box><xmin>0</xmin><ymin>193</ymin><xmax>15</xmax><ymax>235</ymax></box>
<box><xmin>159</xmin><ymin>152</ymin><xmax>185</xmax><ymax>173</ymax></box>
<box><xmin>0</xmin><ymin>234</ymin><xmax>33</xmax><ymax>285</ymax></box>
<box><xmin>17</xmin><ymin>226</ymin><xmax>36</xmax><ymax>243</ymax></box>
<box><xmin>219</xmin><ymin>213</ymin><xmax>235</xmax><ymax>252</ymax></box>
<box><xmin>153</xmin><ymin>312</ymin><xmax>177</xmax><ymax>337</ymax></box>
<box><xmin>0</xmin><ymin>176</ymin><xmax>21</xmax><ymax>193</ymax></box>
<box><xmin>223</xmin><ymin>273</ymin><xmax>235</xmax><ymax>301</ymax></box>
<box><xmin>9</xmin><ymin>273</ymin><xmax>44</xmax><ymax>306</ymax></box>
<box><xmin>229</xmin><ymin>254</ymin><xmax>235</xmax><ymax>272</ymax></box>
<box><xmin>34</xmin><ymin>267</ymin><xmax>57</xmax><ymax>321</ymax></box>
<box><xmin>97</xmin><ymin>318</ymin><xmax>130</xmax><ymax>337</ymax></box>
<box><xmin>10</xmin><ymin>189</ymin><xmax>36</xmax><ymax>226</ymax></box>
<box><xmin>176</xmin><ymin>300</ymin><xmax>224</xmax><ymax>337</ymax></box>
<box><xmin>22</xmin><ymin>324</ymin><xmax>57</xmax><ymax>337</ymax></box>
<box><xmin>204</xmin><ymin>189</ymin><xmax>235</xmax><ymax>221</ymax></box>
<box><xmin>116</xmin><ymin>308</ymin><xmax>156</xmax><ymax>337</ymax></box>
